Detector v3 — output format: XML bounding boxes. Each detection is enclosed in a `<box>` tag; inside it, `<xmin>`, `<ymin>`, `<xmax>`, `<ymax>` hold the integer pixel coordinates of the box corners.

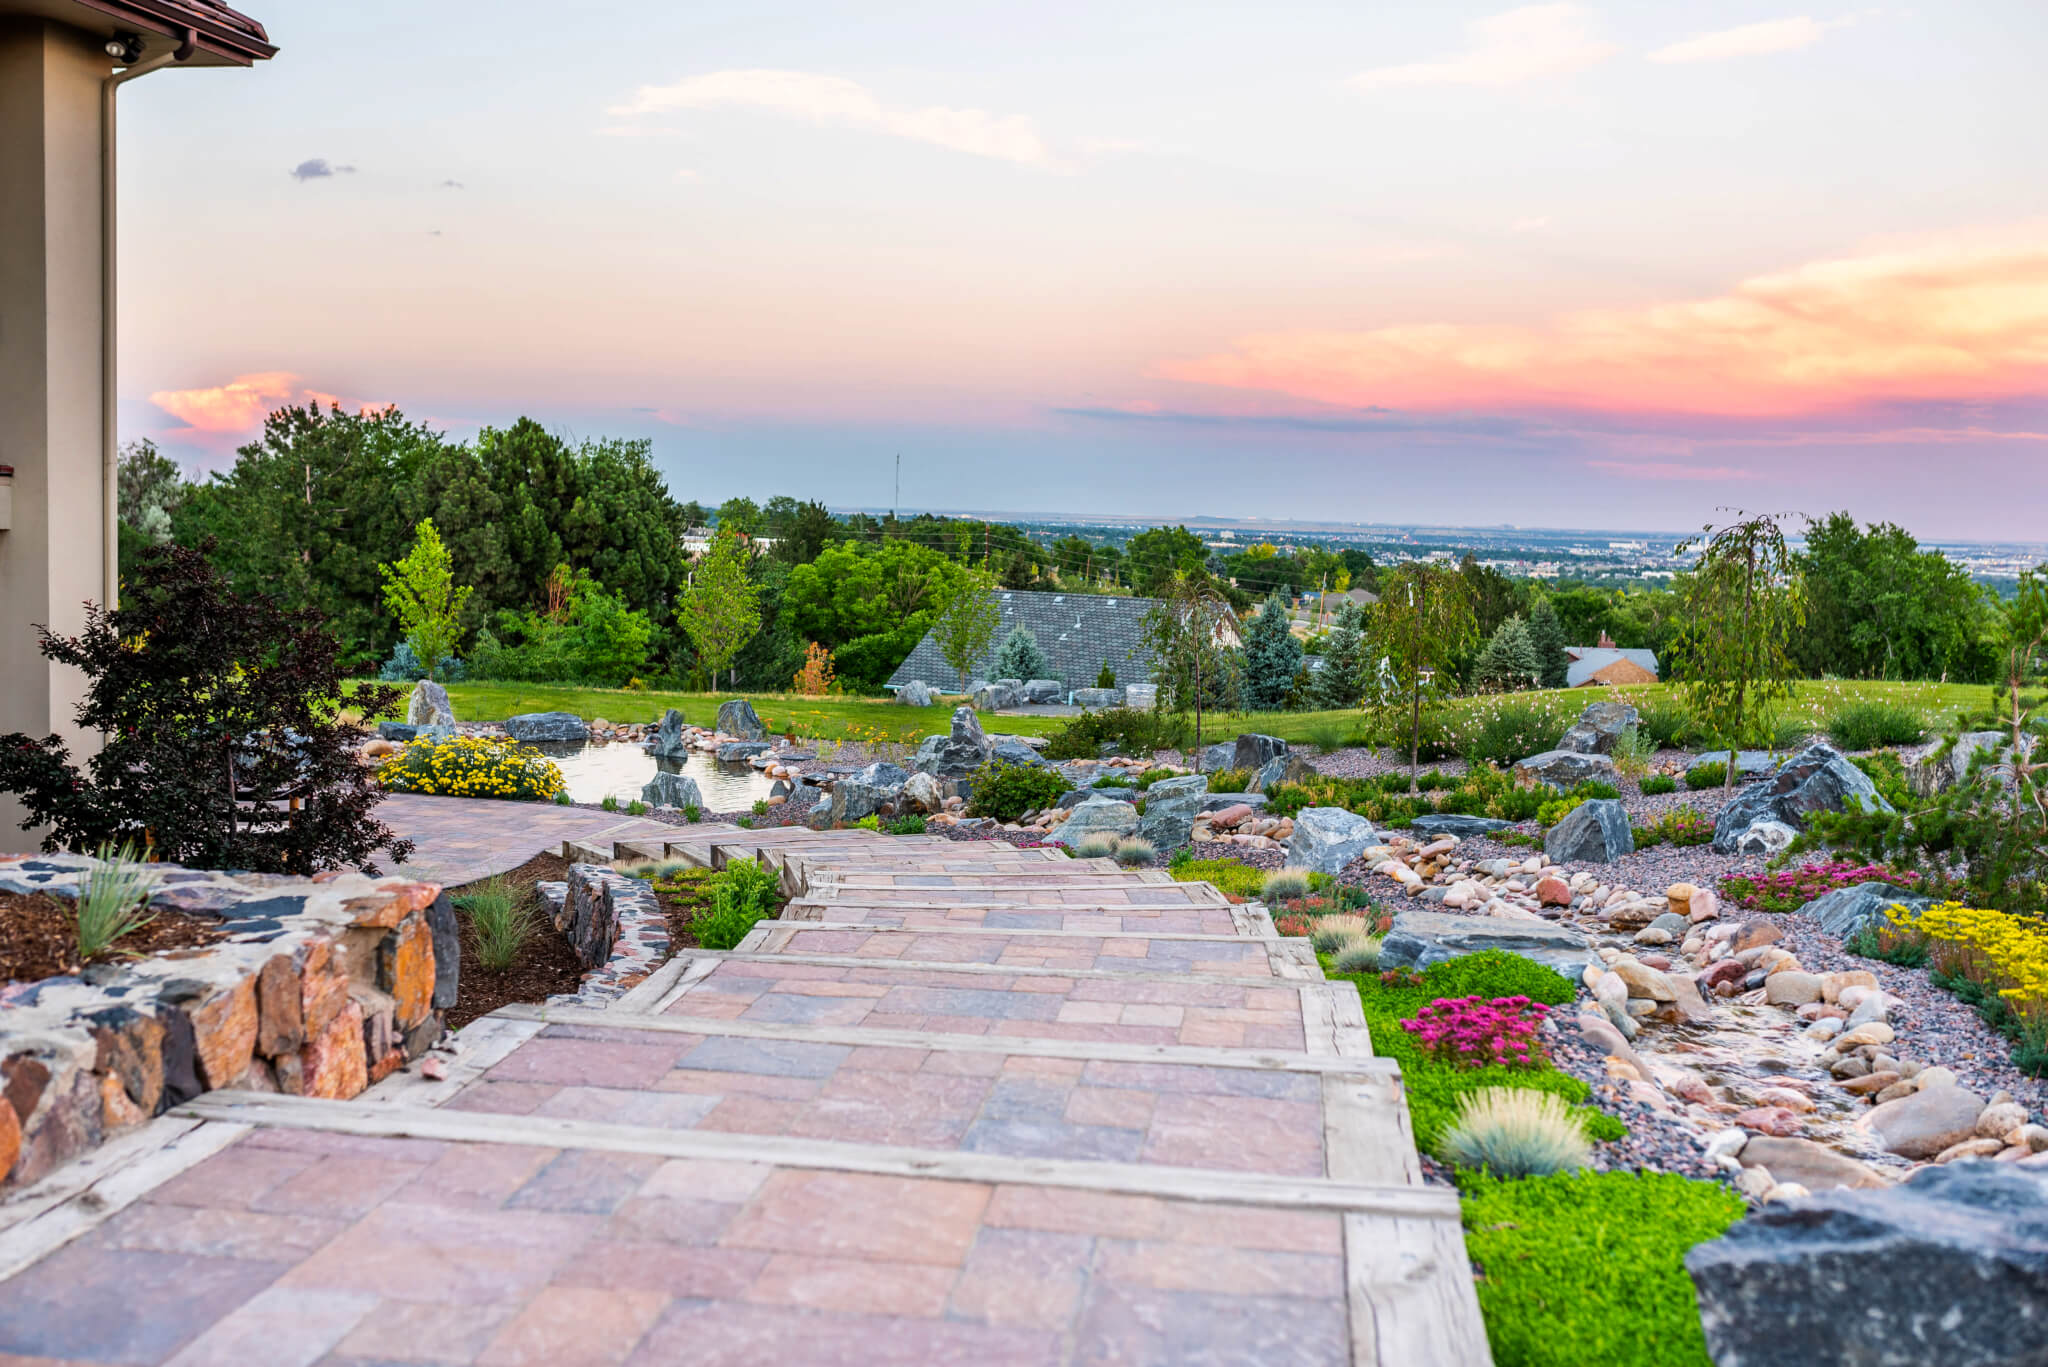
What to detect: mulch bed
<box><xmin>444</xmin><ymin>851</ymin><xmax>583</xmax><ymax>1030</ymax></box>
<box><xmin>1</xmin><ymin>890</ymin><xmax>227</xmax><ymax>984</ymax></box>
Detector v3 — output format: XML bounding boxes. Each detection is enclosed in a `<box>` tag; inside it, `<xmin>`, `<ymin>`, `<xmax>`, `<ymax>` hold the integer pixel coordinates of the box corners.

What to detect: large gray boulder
<box><xmin>504</xmin><ymin>711</ymin><xmax>587</xmax><ymax>744</ymax></box>
<box><xmin>1688</xmin><ymin>750</ymin><xmax>1775</xmax><ymax>786</ymax></box>
<box><xmin>1284</xmin><ymin>807</ymin><xmax>1379</xmax><ymax>874</ymax></box>
<box><xmin>715</xmin><ymin>741</ymin><xmax>769</xmax><ymax>762</ymax></box>
<box><xmin>1060</xmin><ymin>786</ymin><xmax>1132</xmax><ymax>809</ymax></box>
<box><xmin>1908</xmin><ymin>730</ymin><xmax>2033</xmax><ymax>797</ymax></box>
<box><xmin>1544</xmin><ymin>798</ymin><xmax>1634</xmax><ymax>864</ymax></box>
<box><xmin>1022</xmin><ymin>679</ymin><xmax>1064</xmax><ymax>704</ymax></box>
<box><xmin>1712</xmin><ymin>743</ymin><xmax>1892</xmax><ymax>854</ymax></box>
<box><xmin>990</xmin><ymin>738</ymin><xmax>1048</xmax><ymax>768</ymax></box>
<box><xmin>647</xmin><ymin>707</ymin><xmax>690</xmax><ymax>758</ymax></box>
<box><xmin>832</xmin><ymin>762</ymin><xmax>910</xmax><ymax>825</ymax></box>
<box><xmin>1557</xmin><ymin>700</ymin><xmax>1638</xmax><ymax>754</ymax></box>
<box><xmin>1198</xmin><ymin>792</ymin><xmax>1267</xmax><ymax>814</ymax></box>
<box><xmin>407</xmin><ymin>680</ymin><xmax>455</xmax><ymax>729</ymax></box>
<box><xmin>1687</xmin><ymin>1162</ymin><xmax>2048</xmax><ymax>1367</ymax></box>
<box><xmin>1798</xmin><ymin>881</ymin><xmax>1934</xmax><ymax>939</ymax></box>
<box><xmin>1732</xmin><ymin>820</ymin><xmax>1797</xmax><ymax>857</ymax></box>
<box><xmin>1071</xmin><ymin>687</ymin><xmax>1123</xmax><ymax>710</ymax></box>
<box><xmin>716</xmin><ymin>699</ymin><xmax>767</xmax><ymax>740</ymax></box>
<box><xmin>1251</xmin><ymin>752</ymin><xmax>1315</xmax><ymax>793</ymax></box>
<box><xmin>1137</xmin><ymin>780</ymin><xmax>1206</xmax><ymax>850</ymax></box>
<box><xmin>1514</xmin><ymin>749</ymin><xmax>1619</xmax><ymax>788</ymax></box>
<box><xmin>642</xmin><ymin>771</ymin><xmax>703</xmax><ymax>810</ymax></box>
<box><xmin>900</xmin><ymin>771</ymin><xmax>945</xmax><ymax>813</ymax></box>
<box><xmin>911</xmin><ymin>707</ymin><xmax>994</xmax><ymax>780</ymax></box>
<box><xmin>1052</xmin><ymin>799</ymin><xmax>1138</xmax><ymax>847</ymax></box>
<box><xmin>1408</xmin><ymin>814</ymin><xmax>1512</xmax><ymax>839</ymax></box>
<box><xmin>894</xmin><ymin>681</ymin><xmax>935</xmax><ymax>708</ymax></box>
<box><xmin>1232</xmin><ymin>733</ymin><xmax>1289</xmax><ymax>772</ymax></box>
<box><xmin>1378</xmin><ymin>908</ymin><xmax>1595</xmax><ymax>980</ymax></box>
<box><xmin>1197</xmin><ymin>742</ymin><xmax>1237</xmax><ymax>774</ymax></box>
<box><xmin>971</xmin><ymin>681</ymin><xmax>1023</xmax><ymax>711</ymax></box>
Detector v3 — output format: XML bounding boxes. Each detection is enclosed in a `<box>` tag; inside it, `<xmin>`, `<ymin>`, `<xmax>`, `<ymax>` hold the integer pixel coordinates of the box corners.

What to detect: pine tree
<box><xmin>994</xmin><ymin>625</ymin><xmax>1050</xmax><ymax>681</ymax></box>
<box><xmin>1474</xmin><ymin>615</ymin><xmax>1542</xmax><ymax>692</ymax></box>
<box><xmin>1240</xmin><ymin>592</ymin><xmax>1303</xmax><ymax>711</ymax></box>
<box><xmin>1311</xmin><ymin>602</ymin><xmax>1370</xmax><ymax>709</ymax></box>
<box><xmin>1528</xmin><ymin>598</ymin><xmax>1570</xmax><ymax>689</ymax></box>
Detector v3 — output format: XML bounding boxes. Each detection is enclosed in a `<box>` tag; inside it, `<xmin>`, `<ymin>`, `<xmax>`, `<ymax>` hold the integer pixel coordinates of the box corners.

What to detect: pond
<box><xmin>522</xmin><ymin>741</ymin><xmax>782</xmax><ymax>809</ymax></box>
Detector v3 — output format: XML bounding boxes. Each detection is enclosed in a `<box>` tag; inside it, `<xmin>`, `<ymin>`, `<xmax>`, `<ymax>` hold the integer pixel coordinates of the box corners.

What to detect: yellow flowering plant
<box><xmin>377</xmin><ymin>734</ymin><xmax>566</xmax><ymax>802</ymax></box>
<box><xmin>1884</xmin><ymin>900</ymin><xmax>2048</xmax><ymax>1074</ymax></box>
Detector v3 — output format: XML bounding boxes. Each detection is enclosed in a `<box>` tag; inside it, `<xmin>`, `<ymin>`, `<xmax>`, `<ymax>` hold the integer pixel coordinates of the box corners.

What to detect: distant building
<box><xmin>1565</xmin><ymin>631</ymin><xmax>1660</xmax><ymax>687</ymax></box>
<box><xmin>888</xmin><ymin>588</ymin><xmax>1234</xmax><ymax>694</ymax></box>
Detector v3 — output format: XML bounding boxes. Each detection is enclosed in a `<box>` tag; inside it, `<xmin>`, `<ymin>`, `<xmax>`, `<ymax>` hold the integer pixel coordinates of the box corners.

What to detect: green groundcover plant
<box><xmin>1457</xmin><ymin>1169</ymin><xmax>1744</xmax><ymax>1367</ymax></box>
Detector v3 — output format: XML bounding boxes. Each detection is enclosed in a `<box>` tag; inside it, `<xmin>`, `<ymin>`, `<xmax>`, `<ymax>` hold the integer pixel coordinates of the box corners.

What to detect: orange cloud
<box><xmin>1163</xmin><ymin>237</ymin><xmax>2048</xmax><ymax>418</ymax></box>
<box><xmin>150</xmin><ymin>373</ymin><xmax>391</xmax><ymax>442</ymax></box>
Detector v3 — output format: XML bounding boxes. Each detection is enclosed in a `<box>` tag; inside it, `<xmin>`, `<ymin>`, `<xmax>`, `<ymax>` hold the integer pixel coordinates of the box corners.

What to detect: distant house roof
<box><xmin>888</xmin><ymin>589</ymin><xmax>1163</xmax><ymax>692</ymax></box>
<box><xmin>1565</xmin><ymin>646</ymin><xmax>1660</xmax><ymax>687</ymax></box>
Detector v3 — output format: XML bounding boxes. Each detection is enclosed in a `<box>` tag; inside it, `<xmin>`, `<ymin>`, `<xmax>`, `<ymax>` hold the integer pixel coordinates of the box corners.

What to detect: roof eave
<box><xmin>73</xmin><ymin>0</ymin><xmax>276</xmax><ymax>64</ymax></box>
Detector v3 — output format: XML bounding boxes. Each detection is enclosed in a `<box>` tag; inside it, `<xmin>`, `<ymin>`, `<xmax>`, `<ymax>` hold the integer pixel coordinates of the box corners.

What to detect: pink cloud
<box><xmin>1162</xmin><ymin>235</ymin><xmax>2048</xmax><ymax>419</ymax></box>
<box><xmin>149</xmin><ymin>373</ymin><xmax>391</xmax><ymax>446</ymax></box>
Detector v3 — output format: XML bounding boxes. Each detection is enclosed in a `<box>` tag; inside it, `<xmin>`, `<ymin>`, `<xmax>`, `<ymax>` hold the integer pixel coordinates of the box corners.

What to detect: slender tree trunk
<box><xmin>1409</xmin><ymin>675</ymin><xmax>1421</xmax><ymax>794</ymax></box>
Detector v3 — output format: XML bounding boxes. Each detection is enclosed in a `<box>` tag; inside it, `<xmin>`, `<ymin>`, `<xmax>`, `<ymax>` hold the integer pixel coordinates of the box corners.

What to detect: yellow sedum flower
<box><xmin>376</xmin><ymin>734</ymin><xmax>566</xmax><ymax>802</ymax></box>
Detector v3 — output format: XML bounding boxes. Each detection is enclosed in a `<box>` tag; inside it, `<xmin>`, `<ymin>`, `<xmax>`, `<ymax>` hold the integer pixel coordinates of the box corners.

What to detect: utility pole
<box><xmin>894</xmin><ymin>452</ymin><xmax>900</xmax><ymax>520</ymax></box>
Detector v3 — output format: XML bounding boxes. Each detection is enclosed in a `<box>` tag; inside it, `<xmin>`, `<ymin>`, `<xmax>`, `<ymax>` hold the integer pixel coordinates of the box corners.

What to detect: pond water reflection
<box><xmin>522</xmin><ymin>741</ymin><xmax>781</xmax><ymax>809</ymax></box>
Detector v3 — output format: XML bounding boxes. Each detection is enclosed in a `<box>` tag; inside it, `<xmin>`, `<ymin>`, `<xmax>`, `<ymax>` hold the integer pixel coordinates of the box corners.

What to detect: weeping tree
<box><xmin>932</xmin><ymin>567</ymin><xmax>1002</xmax><ymax>692</ymax></box>
<box><xmin>1673</xmin><ymin>511</ymin><xmax>1806</xmax><ymax>792</ymax></box>
<box><xmin>1372</xmin><ymin>563</ymin><xmax>1477</xmax><ymax>792</ymax></box>
<box><xmin>1143</xmin><ymin>570</ymin><xmax>1238</xmax><ymax>749</ymax></box>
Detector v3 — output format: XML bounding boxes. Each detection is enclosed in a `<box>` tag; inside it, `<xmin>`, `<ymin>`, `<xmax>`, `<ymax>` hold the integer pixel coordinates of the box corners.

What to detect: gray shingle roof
<box><xmin>1564</xmin><ymin>647</ymin><xmax>1661</xmax><ymax>687</ymax></box>
<box><xmin>887</xmin><ymin>589</ymin><xmax>1161</xmax><ymax>692</ymax></box>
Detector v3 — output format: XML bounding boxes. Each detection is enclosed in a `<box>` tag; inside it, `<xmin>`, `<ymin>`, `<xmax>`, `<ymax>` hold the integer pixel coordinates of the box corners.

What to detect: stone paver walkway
<box><xmin>376</xmin><ymin>793</ymin><xmax>676</xmax><ymax>887</ymax></box>
<box><xmin>0</xmin><ymin>828</ymin><xmax>1489</xmax><ymax>1366</ymax></box>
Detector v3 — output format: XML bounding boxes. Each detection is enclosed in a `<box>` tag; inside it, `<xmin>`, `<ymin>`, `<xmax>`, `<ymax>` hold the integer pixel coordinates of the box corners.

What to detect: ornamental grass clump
<box><xmin>1400</xmin><ymin>994</ymin><xmax>1551</xmax><ymax>1071</ymax></box>
<box><xmin>377</xmin><ymin>734</ymin><xmax>566</xmax><ymax>802</ymax></box>
<box><xmin>1437</xmin><ymin>1087</ymin><xmax>1592</xmax><ymax>1178</ymax></box>
<box><xmin>1334</xmin><ymin>937</ymin><xmax>1384</xmax><ymax>975</ymax></box>
<box><xmin>1310</xmin><ymin>914</ymin><xmax>1373</xmax><ymax>955</ymax></box>
<box><xmin>74</xmin><ymin>841</ymin><xmax>159</xmax><ymax>961</ymax></box>
<box><xmin>1263</xmin><ymin>869</ymin><xmax>1311</xmax><ymax>902</ymax></box>
<box><xmin>1112</xmin><ymin>837</ymin><xmax>1156</xmax><ymax>868</ymax></box>
<box><xmin>1073</xmin><ymin>832</ymin><xmax>1121</xmax><ymax>860</ymax></box>
<box><xmin>453</xmin><ymin>876</ymin><xmax>533</xmax><ymax>972</ymax></box>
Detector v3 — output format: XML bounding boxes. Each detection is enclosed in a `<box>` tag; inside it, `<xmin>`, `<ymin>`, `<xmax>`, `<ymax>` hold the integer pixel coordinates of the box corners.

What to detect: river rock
<box><xmin>1688</xmin><ymin>1161</ymin><xmax>2048</xmax><ymax>1367</ymax></box>
<box><xmin>1712</xmin><ymin>742</ymin><xmax>1893</xmax><ymax>853</ymax></box>
<box><xmin>1051</xmin><ymin>799</ymin><xmax>1138</xmax><ymax>848</ymax></box>
<box><xmin>1284</xmin><ymin>807</ymin><xmax>1379</xmax><ymax>874</ymax></box>
<box><xmin>406</xmin><ymin>680</ymin><xmax>454</xmax><ymax>729</ymax></box>
<box><xmin>1514</xmin><ymin>749</ymin><xmax>1619</xmax><ymax>789</ymax></box>
<box><xmin>1408</xmin><ymin>814</ymin><xmax>1513</xmax><ymax>839</ymax></box>
<box><xmin>647</xmin><ymin>707</ymin><xmax>691</xmax><ymax>758</ymax></box>
<box><xmin>716</xmin><ymin>699</ymin><xmax>767</xmax><ymax>741</ymax></box>
<box><xmin>1544</xmin><ymin>799</ymin><xmax>1634</xmax><ymax>864</ymax></box>
<box><xmin>1796</xmin><ymin>882</ymin><xmax>1935</xmax><ymax>940</ymax></box>
<box><xmin>1557</xmin><ymin>700</ymin><xmax>1639</xmax><ymax>754</ymax></box>
<box><xmin>642</xmin><ymin>771</ymin><xmax>703</xmax><ymax>810</ymax></box>
<box><xmin>1378</xmin><ymin>908</ymin><xmax>1595</xmax><ymax>980</ymax></box>
<box><xmin>1737</xmin><ymin>1135</ymin><xmax>1887</xmax><ymax>1191</ymax></box>
<box><xmin>894</xmin><ymin>681</ymin><xmax>935</xmax><ymax>707</ymax></box>
<box><xmin>1860</xmin><ymin>1083</ymin><xmax>1988</xmax><ymax>1160</ymax></box>
<box><xmin>503</xmin><ymin>711</ymin><xmax>587</xmax><ymax>744</ymax></box>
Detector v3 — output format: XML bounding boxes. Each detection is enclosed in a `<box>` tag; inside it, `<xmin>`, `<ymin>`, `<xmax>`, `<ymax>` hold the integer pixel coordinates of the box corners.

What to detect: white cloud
<box><xmin>1649</xmin><ymin>16</ymin><xmax>1847</xmax><ymax>64</ymax></box>
<box><xmin>1352</xmin><ymin>5</ymin><xmax>1617</xmax><ymax>90</ymax></box>
<box><xmin>609</xmin><ymin>69</ymin><xmax>1057</xmax><ymax>167</ymax></box>
<box><xmin>1510</xmin><ymin>215</ymin><xmax>1551</xmax><ymax>233</ymax></box>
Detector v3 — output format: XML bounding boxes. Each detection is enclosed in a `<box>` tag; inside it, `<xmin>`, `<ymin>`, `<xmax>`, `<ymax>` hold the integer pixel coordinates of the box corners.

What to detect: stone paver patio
<box><xmin>0</xmin><ymin>825</ymin><xmax>1489</xmax><ymax>1365</ymax></box>
<box><xmin>375</xmin><ymin>793</ymin><xmax>676</xmax><ymax>887</ymax></box>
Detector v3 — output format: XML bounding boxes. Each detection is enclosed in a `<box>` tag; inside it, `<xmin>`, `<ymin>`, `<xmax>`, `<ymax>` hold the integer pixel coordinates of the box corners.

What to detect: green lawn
<box><xmin>351</xmin><ymin>676</ymin><xmax>1986</xmax><ymax>751</ymax></box>
<box><xmin>346</xmin><ymin>681</ymin><xmax>1068</xmax><ymax>744</ymax></box>
<box><xmin>1184</xmin><ymin>678</ymin><xmax>1986</xmax><ymax>749</ymax></box>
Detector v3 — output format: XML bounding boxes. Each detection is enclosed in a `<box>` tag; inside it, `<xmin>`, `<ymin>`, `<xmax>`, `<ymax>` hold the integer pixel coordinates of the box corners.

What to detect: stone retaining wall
<box><xmin>537</xmin><ymin>864</ymin><xmax>669</xmax><ymax>1007</ymax></box>
<box><xmin>0</xmin><ymin>854</ymin><xmax>452</xmax><ymax>1190</ymax></box>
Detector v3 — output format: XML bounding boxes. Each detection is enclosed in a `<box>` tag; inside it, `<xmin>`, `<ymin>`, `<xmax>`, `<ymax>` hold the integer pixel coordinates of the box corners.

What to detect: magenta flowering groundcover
<box><xmin>1398</xmin><ymin>994</ymin><xmax>1550</xmax><ymax>1070</ymax></box>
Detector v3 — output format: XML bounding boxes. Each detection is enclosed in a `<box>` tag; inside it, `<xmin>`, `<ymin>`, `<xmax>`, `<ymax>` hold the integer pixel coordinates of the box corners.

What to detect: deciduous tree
<box><xmin>1673</xmin><ymin>511</ymin><xmax>1805</xmax><ymax>791</ymax></box>
<box><xmin>932</xmin><ymin>569</ymin><xmax>1002</xmax><ymax>691</ymax></box>
<box><xmin>1373</xmin><ymin>563</ymin><xmax>1478</xmax><ymax>791</ymax></box>
<box><xmin>679</xmin><ymin>529</ymin><xmax>762</xmax><ymax>688</ymax></box>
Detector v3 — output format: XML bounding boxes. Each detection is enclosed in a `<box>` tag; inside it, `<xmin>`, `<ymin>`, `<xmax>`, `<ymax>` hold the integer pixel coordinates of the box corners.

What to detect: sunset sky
<box><xmin>119</xmin><ymin>1</ymin><xmax>2048</xmax><ymax>536</ymax></box>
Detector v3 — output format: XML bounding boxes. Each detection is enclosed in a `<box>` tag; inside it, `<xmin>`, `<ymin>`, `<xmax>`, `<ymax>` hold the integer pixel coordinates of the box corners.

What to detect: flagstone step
<box><xmin>752</xmin><ymin>925</ymin><xmax>1311</xmax><ymax>979</ymax></box>
<box><xmin>781</xmin><ymin>903</ymin><xmax>1248</xmax><ymax>935</ymax></box>
<box><xmin>660</xmin><ymin>958</ymin><xmax>1315</xmax><ymax>1052</ymax></box>
<box><xmin>448</xmin><ymin>1020</ymin><xmax>1340</xmax><ymax>1177</ymax></box>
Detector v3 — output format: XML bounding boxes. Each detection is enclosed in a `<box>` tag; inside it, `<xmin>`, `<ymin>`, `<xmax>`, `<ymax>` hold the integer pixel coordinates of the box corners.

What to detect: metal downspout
<box><xmin>100</xmin><ymin>29</ymin><xmax>193</xmax><ymax>610</ymax></box>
